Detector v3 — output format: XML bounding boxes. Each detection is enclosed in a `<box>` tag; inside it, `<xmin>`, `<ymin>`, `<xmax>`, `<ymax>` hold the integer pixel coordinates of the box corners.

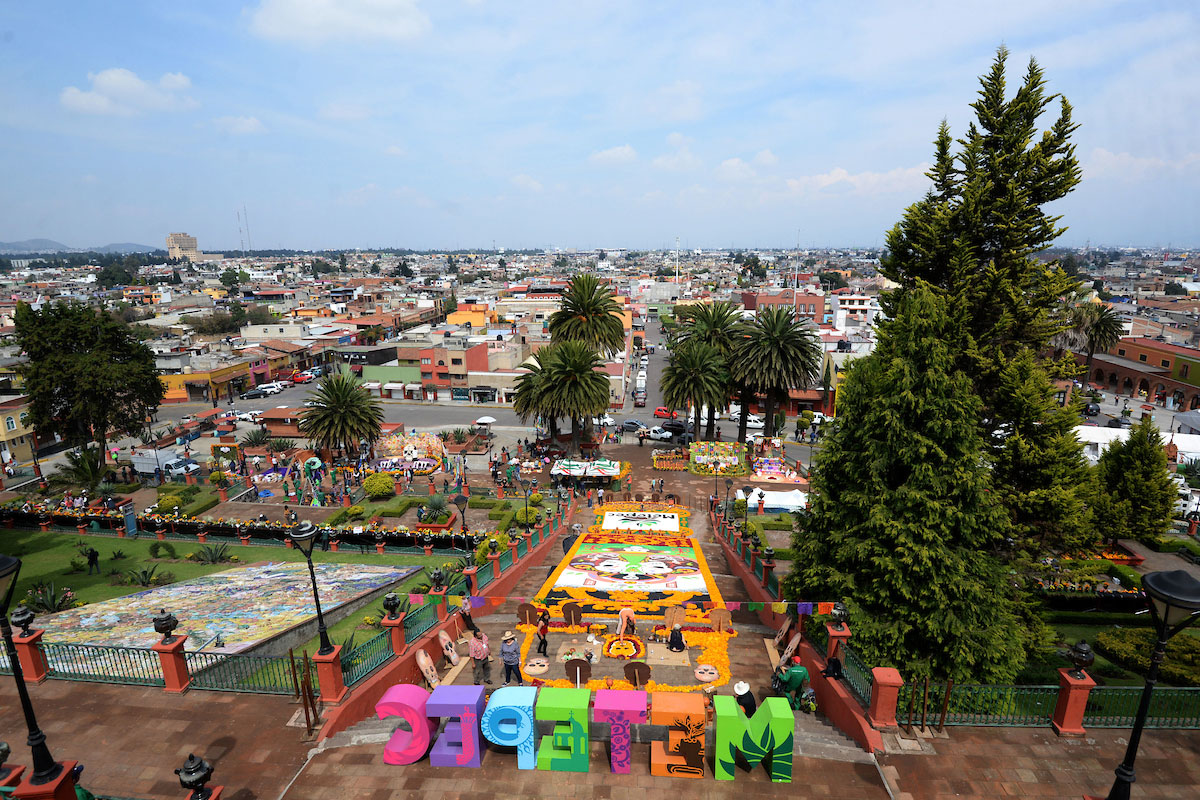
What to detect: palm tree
<box><xmin>59</xmin><ymin>447</ymin><xmax>113</xmax><ymax>491</ymax></box>
<box><xmin>541</xmin><ymin>341</ymin><xmax>611</xmax><ymax>455</ymax></box>
<box><xmin>1073</xmin><ymin>303</ymin><xmax>1124</xmax><ymax>377</ymax></box>
<box><xmin>661</xmin><ymin>342</ymin><xmax>725</xmax><ymax>441</ymax></box>
<box><xmin>299</xmin><ymin>368</ymin><xmax>384</xmax><ymax>463</ymax></box>
<box><xmin>513</xmin><ymin>349</ymin><xmax>562</xmax><ymax>442</ymax></box>
<box><xmin>241</xmin><ymin>428</ymin><xmax>270</xmax><ymax>447</ymax></box>
<box><xmin>674</xmin><ymin>302</ymin><xmax>744</xmax><ymax>438</ymax></box>
<box><xmin>548</xmin><ymin>275</ymin><xmax>625</xmax><ymax>354</ymax></box>
<box><xmin>730</xmin><ymin>306</ymin><xmax>822</xmax><ymax>440</ymax></box>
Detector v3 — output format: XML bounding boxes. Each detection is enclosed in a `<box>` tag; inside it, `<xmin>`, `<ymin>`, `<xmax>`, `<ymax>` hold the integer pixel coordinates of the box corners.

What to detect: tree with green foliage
<box><xmin>673</xmin><ymin>301</ymin><xmax>744</xmax><ymax>438</ymax></box>
<box><xmin>58</xmin><ymin>447</ymin><xmax>115</xmax><ymax>491</ymax></box>
<box><xmin>548</xmin><ymin>274</ymin><xmax>625</xmax><ymax>353</ymax></box>
<box><xmin>299</xmin><ymin>368</ymin><xmax>384</xmax><ymax>462</ymax></box>
<box><xmin>1068</xmin><ymin>302</ymin><xmax>1124</xmax><ymax>374</ymax></box>
<box><xmin>541</xmin><ymin>341</ymin><xmax>611</xmax><ymax>456</ymax></box>
<box><xmin>882</xmin><ymin>47</ymin><xmax>1081</xmax><ymax>414</ymax></box>
<box><xmin>730</xmin><ymin>306</ymin><xmax>821</xmax><ymax>440</ymax></box>
<box><xmin>443</xmin><ymin>293</ymin><xmax>457</xmax><ymax>315</ymax></box>
<box><xmin>513</xmin><ymin>348</ymin><xmax>561</xmax><ymax>442</ymax></box>
<box><xmin>15</xmin><ymin>302</ymin><xmax>164</xmax><ymax>458</ymax></box>
<box><xmin>219</xmin><ymin>268</ymin><xmax>241</xmax><ymax>291</ymax></box>
<box><xmin>97</xmin><ymin>263</ymin><xmax>135</xmax><ymax>288</ymax></box>
<box><xmin>1165</xmin><ymin>282</ymin><xmax>1187</xmax><ymax>296</ymax></box>
<box><xmin>1094</xmin><ymin>417</ymin><xmax>1175</xmax><ymax>545</ymax></box>
<box><xmin>783</xmin><ymin>284</ymin><xmax>1028</xmax><ymax>683</ymax></box>
<box><xmin>661</xmin><ymin>341</ymin><xmax>725</xmax><ymax>441</ymax></box>
<box><xmin>989</xmin><ymin>350</ymin><xmax>1097</xmax><ymax>557</ymax></box>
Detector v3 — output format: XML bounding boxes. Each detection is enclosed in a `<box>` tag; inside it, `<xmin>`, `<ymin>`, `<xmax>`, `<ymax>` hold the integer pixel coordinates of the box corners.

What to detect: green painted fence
<box><xmin>186</xmin><ymin>650</ymin><xmax>302</xmax><ymax>694</ymax></box>
<box><xmin>340</xmin><ymin>630</ymin><xmax>394</xmax><ymax>687</ymax></box>
<box><xmin>897</xmin><ymin>683</ymin><xmax>1057</xmax><ymax>727</ymax></box>
<box><xmin>403</xmin><ymin>602</ymin><xmax>439</xmax><ymax>642</ymax></box>
<box><xmin>1082</xmin><ymin>686</ymin><xmax>1200</xmax><ymax>729</ymax></box>
<box><xmin>41</xmin><ymin>642</ymin><xmax>164</xmax><ymax>687</ymax></box>
<box><xmin>840</xmin><ymin>644</ymin><xmax>873</xmax><ymax>709</ymax></box>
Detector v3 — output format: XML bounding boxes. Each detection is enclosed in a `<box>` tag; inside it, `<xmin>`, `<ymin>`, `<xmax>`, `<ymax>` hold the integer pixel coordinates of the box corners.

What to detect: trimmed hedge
<box><xmin>1109</xmin><ymin>563</ymin><xmax>1143</xmax><ymax>588</ymax></box>
<box><xmin>1040</xmin><ymin>610</ymin><xmax>1154</xmax><ymax>628</ymax></box>
<box><xmin>183</xmin><ymin>494</ymin><xmax>220</xmax><ymax>517</ymax></box>
<box><xmin>1095</xmin><ymin>628</ymin><xmax>1200</xmax><ymax>686</ymax></box>
<box><xmin>1147</xmin><ymin>536</ymin><xmax>1200</xmax><ymax>557</ymax></box>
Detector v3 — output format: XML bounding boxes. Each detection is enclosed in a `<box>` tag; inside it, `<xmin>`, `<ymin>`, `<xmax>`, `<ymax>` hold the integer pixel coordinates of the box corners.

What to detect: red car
<box><xmin>653</xmin><ymin>407</ymin><xmax>679</xmax><ymax>419</ymax></box>
<box><xmin>293</xmin><ymin>373</ymin><xmax>315</xmax><ymax>384</ymax></box>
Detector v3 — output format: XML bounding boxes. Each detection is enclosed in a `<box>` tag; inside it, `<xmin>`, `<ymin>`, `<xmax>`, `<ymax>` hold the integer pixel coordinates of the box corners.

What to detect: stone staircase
<box><xmin>792</xmin><ymin>709</ymin><xmax>875</xmax><ymax>763</ymax></box>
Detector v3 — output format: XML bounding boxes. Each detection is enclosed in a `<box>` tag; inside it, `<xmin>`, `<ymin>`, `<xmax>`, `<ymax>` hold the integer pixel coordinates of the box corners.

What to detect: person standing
<box><xmin>734</xmin><ymin>681</ymin><xmax>757</xmax><ymax>717</ymax></box>
<box><xmin>469</xmin><ymin>629</ymin><xmax>492</xmax><ymax>685</ymax></box>
<box><xmin>536</xmin><ymin>611</ymin><xmax>550</xmax><ymax>656</ymax></box>
<box><xmin>86</xmin><ymin>547</ymin><xmax>100</xmax><ymax>575</ymax></box>
<box><xmin>499</xmin><ymin>631</ymin><xmax>523</xmax><ymax>686</ymax></box>
<box><xmin>598</xmin><ymin>487</ymin><xmax>605</xmax><ymax>505</ymax></box>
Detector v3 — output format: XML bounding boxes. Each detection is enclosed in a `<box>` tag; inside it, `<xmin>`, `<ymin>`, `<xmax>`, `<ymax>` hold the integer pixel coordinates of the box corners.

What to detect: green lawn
<box><xmin>0</xmin><ymin>529</ymin><xmax>441</xmax><ymax>607</ymax></box>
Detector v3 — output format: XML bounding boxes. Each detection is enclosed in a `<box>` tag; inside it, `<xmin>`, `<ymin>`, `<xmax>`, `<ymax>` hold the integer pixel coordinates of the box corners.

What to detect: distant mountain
<box><xmin>92</xmin><ymin>243</ymin><xmax>159</xmax><ymax>254</ymax></box>
<box><xmin>0</xmin><ymin>239</ymin><xmax>70</xmax><ymax>254</ymax></box>
<box><xmin>0</xmin><ymin>239</ymin><xmax>159</xmax><ymax>255</ymax></box>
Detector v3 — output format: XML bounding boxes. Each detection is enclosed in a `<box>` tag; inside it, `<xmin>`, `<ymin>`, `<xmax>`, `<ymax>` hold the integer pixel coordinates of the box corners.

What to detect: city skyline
<box><xmin>1</xmin><ymin>1</ymin><xmax>1197</xmax><ymax>250</ymax></box>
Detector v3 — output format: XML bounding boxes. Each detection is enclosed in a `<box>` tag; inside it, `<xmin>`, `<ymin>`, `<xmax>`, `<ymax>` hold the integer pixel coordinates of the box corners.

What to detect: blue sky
<box><xmin>1</xmin><ymin>1</ymin><xmax>1197</xmax><ymax>251</ymax></box>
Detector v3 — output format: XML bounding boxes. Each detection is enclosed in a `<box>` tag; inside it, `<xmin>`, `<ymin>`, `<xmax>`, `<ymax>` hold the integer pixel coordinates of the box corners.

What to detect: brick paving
<box><xmin>881</xmin><ymin>726</ymin><xmax>1200</xmax><ymax>800</ymax></box>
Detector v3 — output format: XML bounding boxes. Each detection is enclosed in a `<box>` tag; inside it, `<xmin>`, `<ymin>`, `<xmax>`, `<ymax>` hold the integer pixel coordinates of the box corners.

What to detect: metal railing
<box><xmin>899</xmin><ymin>683</ymin><xmax>1058</xmax><ymax>727</ymax></box>
<box><xmin>186</xmin><ymin>650</ymin><xmax>302</xmax><ymax>694</ymax></box>
<box><xmin>753</xmin><ymin>559</ymin><xmax>765</xmax><ymax>580</ymax></box>
<box><xmin>766</xmin><ymin>570</ymin><xmax>780</xmax><ymax>599</ymax></box>
<box><xmin>516</xmin><ymin>538</ymin><xmax>528</xmax><ymax>558</ymax></box>
<box><xmin>41</xmin><ymin>642</ymin><xmax>164</xmax><ymax>687</ymax></box>
<box><xmin>340</xmin><ymin>630</ymin><xmax>394</xmax><ymax>687</ymax></box>
<box><xmin>475</xmin><ymin>563</ymin><xmax>494</xmax><ymax>589</ymax></box>
<box><xmin>840</xmin><ymin>644</ymin><xmax>873</xmax><ymax>708</ymax></box>
<box><xmin>1083</xmin><ymin>686</ymin><xmax>1200</xmax><ymax>729</ymax></box>
<box><xmin>403</xmin><ymin>602</ymin><xmax>439</xmax><ymax>642</ymax></box>
<box><xmin>498</xmin><ymin>549</ymin><xmax>513</xmax><ymax>571</ymax></box>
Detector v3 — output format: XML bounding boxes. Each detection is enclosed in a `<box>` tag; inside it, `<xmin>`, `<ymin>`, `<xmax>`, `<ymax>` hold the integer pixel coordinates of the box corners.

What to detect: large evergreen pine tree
<box><xmin>784</xmin><ymin>284</ymin><xmax>1028</xmax><ymax>682</ymax></box>
<box><xmin>989</xmin><ymin>350</ymin><xmax>1097</xmax><ymax>557</ymax></box>
<box><xmin>1094</xmin><ymin>417</ymin><xmax>1175</xmax><ymax>544</ymax></box>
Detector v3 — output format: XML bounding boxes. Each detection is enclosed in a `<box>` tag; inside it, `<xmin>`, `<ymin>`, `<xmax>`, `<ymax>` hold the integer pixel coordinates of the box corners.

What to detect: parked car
<box><xmin>294</xmin><ymin>372</ymin><xmax>316</xmax><ymax>384</ymax></box>
<box><xmin>1106</xmin><ymin>416</ymin><xmax>1133</xmax><ymax>429</ymax></box>
<box><xmin>662</xmin><ymin>420</ymin><xmax>690</xmax><ymax>435</ymax></box>
<box><xmin>622</xmin><ymin>419</ymin><xmax>647</xmax><ymax>432</ymax></box>
<box><xmin>646</xmin><ymin>426</ymin><xmax>673</xmax><ymax>441</ymax></box>
<box><xmin>1083</xmin><ymin>402</ymin><xmax>1100</xmax><ymax>416</ymax></box>
<box><xmin>162</xmin><ymin>457</ymin><xmax>201</xmax><ymax>478</ymax></box>
<box><xmin>240</xmin><ymin>387</ymin><xmax>269</xmax><ymax>400</ymax></box>
<box><xmin>592</xmin><ymin>414</ymin><xmax>615</xmax><ymax>427</ymax></box>
<box><xmin>654</xmin><ymin>407</ymin><xmax>679</xmax><ymax>419</ymax></box>
<box><xmin>735</xmin><ymin>414</ymin><xmax>765</xmax><ymax>429</ymax></box>
<box><xmin>258</xmin><ymin>382</ymin><xmax>285</xmax><ymax>395</ymax></box>
<box><xmin>634</xmin><ymin>397</ymin><xmax>646</xmax><ymax>407</ymax></box>
<box><xmin>302</xmin><ymin>400</ymin><xmax>321</xmax><ymax>408</ymax></box>
<box><xmin>234</xmin><ymin>410</ymin><xmax>262</xmax><ymax>422</ymax></box>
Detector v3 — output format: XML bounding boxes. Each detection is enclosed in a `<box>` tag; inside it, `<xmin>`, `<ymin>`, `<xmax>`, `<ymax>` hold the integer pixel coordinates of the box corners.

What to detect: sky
<box><xmin>1</xmin><ymin>1</ymin><xmax>1197</xmax><ymax>251</ymax></box>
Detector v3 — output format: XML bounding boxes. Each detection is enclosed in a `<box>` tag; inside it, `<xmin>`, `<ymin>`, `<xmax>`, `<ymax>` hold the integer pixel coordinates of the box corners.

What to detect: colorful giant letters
<box><xmin>374</xmin><ymin>683</ymin><xmax>794</xmax><ymax>781</ymax></box>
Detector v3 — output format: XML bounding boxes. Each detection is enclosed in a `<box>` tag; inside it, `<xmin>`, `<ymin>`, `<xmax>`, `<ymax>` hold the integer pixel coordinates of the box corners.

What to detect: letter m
<box><xmin>713</xmin><ymin>695</ymin><xmax>794</xmax><ymax>783</ymax></box>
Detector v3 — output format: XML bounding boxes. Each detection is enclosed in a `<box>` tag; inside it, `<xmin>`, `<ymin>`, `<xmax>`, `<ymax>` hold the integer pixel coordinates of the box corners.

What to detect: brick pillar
<box><xmin>523</xmin><ymin>530</ymin><xmax>533</xmax><ymax>553</ymax></box>
<box><xmin>12</xmin><ymin>629</ymin><xmax>49</xmax><ymax>683</ymax></box>
<box><xmin>422</xmin><ymin>544</ymin><xmax>434</xmax><ymax>557</ymax></box>
<box><xmin>487</xmin><ymin>552</ymin><xmax>501</xmax><ymax>581</ymax></box>
<box><xmin>462</xmin><ymin>566</ymin><xmax>479</xmax><ymax>596</ymax></box>
<box><xmin>430</xmin><ymin>587</ymin><xmax>449</xmax><ymax>621</ymax></box>
<box><xmin>508</xmin><ymin>539</ymin><xmax>520</xmax><ymax>566</ymax></box>
<box><xmin>1190</xmin><ymin>518</ymin><xmax>1198</xmax><ymax>538</ymax></box>
<box><xmin>329</xmin><ymin>539</ymin><xmax>339</xmax><ymax>552</ymax></box>
<box><xmin>375</xmin><ymin>542</ymin><xmax>386</xmax><ymax>554</ymax></box>
<box><xmin>239</xmin><ymin>535</ymin><xmax>251</xmax><ymax>546</ymax></box>
<box><xmin>12</xmin><ymin>759</ymin><xmax>78</xmax><ymax>800</ymax></box>
<box><xmin>243</xmin><ymin>476</ymin><xmax>253</xmax><ymax>491</ymax></box>
<box><xmin>0</xmin><ymin>765</ymin><xmax>25</xmax><ymax>789</ymax></box>
<box><xmin>37</xmin><ymin>518</ymin><xmax>50</xmax><ymax>532</ymax></box>
<box><xmin>761</xmin><ymin>559</ymin><xmax>775</xmax><ymax>590</ymax></box>
<box><xmin>497</xmin><ymin>486</ymin><xmax>504</xmax><ymax>499</ymax></box>
<box><xmin>868</xmin><ymin>668</ymin><xmax>904</xmax><ymax>730</ymax></box>
<box><xmin>313</xmin><ymin>645</ymin><xmax>348</xmax><ymax>705</ymax></box>
<box><xmin>462</xmin><ymin>483</ymin><xmax>470</xmax><ymax>498</ymax></box>
<box><xmin>382</xmin><ymin>613</ymin><xmax>407</xmax><ymax>655</ymax></box>
<box><xmin>185</xmin><ymin>472</ymin><xmax>196</xmax><ymax>485</ymax></box>
<box><xmin>757</xmin><ymin>499</ymin><xmax>765</xmax><ymax>515</ymax></box>
<box><xmin>197</xmin><ymin>531</ymin><xmax>208</xmax><ymax>543</ymax></box>
<box><xmin>342</xmin><ymin>494</ymin><xmax>352</xmax><ymax>507</ymax></box>
<box><xmin>1052</xmin><ymin>667</ymin><xmax>1096</xmax><ymax>737</ymax></box>
<box><xmin>826</xmin><ymin>623</ymin><xmax>852</xmax><ymax>663</ymax></box>
<box><xmin>151</xmin><ymin>635</ymin><xmax>191</xmax><ymax>693</ymax></box>
<box><xmin>217</xmin><ymin>488</ymin><xmax>228</xmax><ymax>502</ymax></box>
<box><xmin>428</xmin><ymin>482</ymin><xmax>436</xmax><ymax>495</ymax></box>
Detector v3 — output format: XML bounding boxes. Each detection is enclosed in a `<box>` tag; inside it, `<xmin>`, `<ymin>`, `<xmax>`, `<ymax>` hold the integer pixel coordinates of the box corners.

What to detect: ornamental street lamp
<box><xmin>175</xmin><ymin>752</ymin><xmax>215</xmax><ymax>800</ymax></box>
<box><xmin>382</xmin><ymin>592</ymin><xmax>402</xmax><ymax>619</ymax></box>
<box><xmin>520</xmin><ymin>478</ymin><xmax>532</xmax><ymax>531</ymax></box>
<box><xmin>1067</xmin><ymin>640</ymin><xmax>1094</xmax><ymax>680</ymax></box>
<box><xmin>724</xmin><ymin>478</ymin><xmax>733</xmax><ymax>513</ymax></box>
<box><xmin>829</xmin><ymin>601</ymin><xmax>849</xmax><ymax>631</ymax></box>
<box><xmin>453</xmin><ymin>494</ymin><xmax>469</xmax><ymax>537</ymax></box>
<box><xmin>0</xmin><ymin>554</ymin><xmax>65</xmax><ymax>786</ymax></box>
<box><xmin>290</xmin><ymin>522</ymin><xmax>335</xmax><ymax>656</ymax></box>
<box><xmin>1104</xmin><ymin>570</ymin><xmax>1200</xmax><ymax>800</ymax></box>
<box><xmin>153</xmin><ymin>608</ymin><xmax>180</xmax><ymax>645</ymax></box>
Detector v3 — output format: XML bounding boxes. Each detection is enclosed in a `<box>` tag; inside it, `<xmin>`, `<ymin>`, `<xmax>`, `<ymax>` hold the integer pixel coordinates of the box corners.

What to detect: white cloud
<box><xmin>588</xmin><ymin>144</ymin><xmax>637</xmax><ymax>165</ymax></box>
<box><xmin>511</xmin><ymin>173</ymin><xmax>543</xmax><ymax>192</ymax></box>
<box><xmin>319</xmin><ymin>102</ymin><xmax>373</xmax><ymax>121</ymax></box>
<box><xmin>646</xmin><ymin>80</ymin><xmax>703</xmax><ymax>122</ymax></box>
<box><xmin>785</xmin><ymin>163</ymin><xmax>931</xmax><ymax>196</ymax></box>
<box><xmin>652</xmin><ymin>132</ymin><xmax>701</xmax><ymax>172</ymax></box>
<box><xmin>337</xmin><ymin>182</ymin><xmax>379</xmax><ymax>206</ymax></box>
<box><xmin>715</xmin><ymin>157</ymin><xmax>755</xmax><ymax>182</ymax></box>
<box><xmin>752</xmin><ymin>149</ymin><xmax>778</xmax><ymax>168</ymax></box>
<box><xmin>383</xmin><ymin>144</ymin><xmax>406</xmax><ymax>157</ymax></box>
<box><xmin>60</xmin><ymin>68</ymin><xmax>197</xmax><ymax>115</ymax></box>
<box><xmin>250</xmin><ymin>0</ymin><xmax>431</xmax><ymax>44</ymax></box>
<box><xmin>214</xmin><ymin>116</ymin><xmax>267</xmax><ymax>135</ymax></box>
<box><xmin>1084</xmin><ymin>148</ymin><xmax>1200</xmax><ymax>180</ymax></box>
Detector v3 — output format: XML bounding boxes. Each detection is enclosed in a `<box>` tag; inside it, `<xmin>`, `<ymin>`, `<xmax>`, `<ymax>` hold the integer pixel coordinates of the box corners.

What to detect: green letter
<box><xmin>535</xmin><ymin>687</ymin><xmax>590</xmax><ymax>772</ymax></box>
<box><xmin>714</xmin><ymin>695</ymin><xmax>793</xmax><ymax>782</ymax></box>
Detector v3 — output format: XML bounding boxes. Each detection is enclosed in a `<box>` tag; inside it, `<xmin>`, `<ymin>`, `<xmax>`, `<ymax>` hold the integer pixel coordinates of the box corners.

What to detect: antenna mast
<box><xmin>243</xmin><ymin>204</ymin><xmax>252</xmax><ymax>253</ymax></box>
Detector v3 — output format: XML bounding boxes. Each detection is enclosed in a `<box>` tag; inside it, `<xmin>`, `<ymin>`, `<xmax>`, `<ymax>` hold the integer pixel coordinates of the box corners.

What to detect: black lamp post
<box><xmin>520</xmin><ymin>478</ymin><xmax>532</xmax><ymax>531</ymax></box>
<box><xmin>153</xmin><ymin>608</ymin><xmax>180</xmax><ymax>645</ymax></box>
<box><xmin>290</xmin><ymin>522</ymin><xmax>335</xmax><ymax>656</ymax></box>
<box><xmin>1104</xmin><ymin>570</ymin><xmax>1200</xmax><ymax>800</ymax></box>
<box><xmin>724</xmin><ymin>478</ymin><xmax>733</xmax><ymax>515</ymax></box>
<box><xmin>175</xmin><ymin>752</ymin><xmax>215</xmax><ymax>800</ymax></box>
<box><xmin>452</xmin><ymin>494</ymin><xmax>468</xmax><ymax>538</ymax></box>
<box><xmin>382</xmin><ymin>592</ymin><xmax>402</xmax><ymax>619</ymax></box>
<box><xmin>0</xmin><ymin>554</ymin><xmax>64</xmax><ymax>785</ymax></box>
<box><xmin>1067</xmin><ymin>640</ymin><xmax>1094</xmax><ymax>680</ymax></box>
<box><xmin>829</xmin><ymin>601</ymin><xmax>849</xmax><ymax>631</ymax></box>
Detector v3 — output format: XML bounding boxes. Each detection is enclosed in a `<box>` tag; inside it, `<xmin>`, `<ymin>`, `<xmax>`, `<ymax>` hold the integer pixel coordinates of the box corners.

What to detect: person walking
<box><xmin>499</xmin><ymin>631</ymin><xmax>523</xmax><ymax>686</ymax></box>
<box><xmin>469</xmin><ymin>629</ymin><xmax>492</xmax><ymax>685</ymax></box>
<box><xmin>536</xmin><ymin>611</ymin><xmax>550</xmax><ymax>656</ymax></box>
<box><xmin>86</xmin><ymin>547</ymin><xmax>100</xmax><ymax>575</ymax></box>
<box><xmin>598</xmin><ymin>487</ymin><xmax>605</xmax><ymax>505</ymax></box>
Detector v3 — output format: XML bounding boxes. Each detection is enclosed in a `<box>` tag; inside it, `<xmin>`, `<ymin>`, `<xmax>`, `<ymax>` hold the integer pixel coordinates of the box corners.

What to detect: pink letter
<box><xmin>376</xmin><ymin>683</ymin><xmax>437</xmax><ymax>765</ymax></box>
<box><xmin>593</xmin><ymin>689</ymin><xmax>647</xmax><ymax>773</ymax></box>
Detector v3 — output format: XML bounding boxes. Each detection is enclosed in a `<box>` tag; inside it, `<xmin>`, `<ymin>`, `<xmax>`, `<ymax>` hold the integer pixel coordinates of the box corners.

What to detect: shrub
<box><xmin>185</xmin><ymin>495</ymin><xmax>220</xmax><ymax>516</ymax></box>
<box><xmin>153</xmin><ymin>571</ymin><xmax>176</xmax><ymax>586</ymax></box>
<box><xmin>126</xmin><ymin>566</ymin><xmax>160</xmax><ymax>587</ymax></box>
<box><xmin>363</xmin><ymin>473</ymin><xmax>395</xmax><ymax>501</ymax></box>
<box><xmin>732</xmin><ymin>498</ymin><xmax>747</xmax><ymax>518</ymax></box>
<box><xmin>513</xmin><ymin>507</ymin><xmax>541</xmax><ymax>528</ymax></box>
<box><xmin>157</xmin><ymin>495</ymin><xmax>183</xmax><ymax>514</ymax></box>
<box><xmin>23</xmin><ymin>582</ymin><xmax>76</xmax><ymax>612</ymax></box>
<box><xmin>268</xmin><ymin>438</ymin><xmax>295</xmax><ymax>453</ymax></box>
<box><xmin>67</xmin><ymin>558</ymin><xmax>87</xmax><ymax>574</ymax></box>
<box><xmin>453</xmin><ymin>428</ymin><xmax>468</xmax><ymax>444</ymax></box>
<box><xmin>426</xmin><ymin>494</ymin><xmax>448</xmax><ymax>514</ymax></box>
<box><xmin>110</xmin><ymin>549</ymin><xmax>127</xmax><ymax>560</ymax></box>
<box><xmin>473</xmin><ymin>532</ymin><xmax>512</xmax><ymax>566</ymax></box>
<box><xmin>195</xmin><ymin>543</ymin><xmax>231</xmax><ymax>564</ymax></box>
<box><xmin>148</xmin><ymin>541</ymin><xmax>177</xmax><ymax>559</ymax></box>
<box><xmin>468</xmin><ymin>497</ymin><xmax>501</xmax><ymax>509</ymax></box>
<box><xmin>1109</xmin><ymin>563</ymin><xmax>1143</xmax><ymax>588</ymax></box>
<box><xmin>1095</xmin><ymin>628</ymin><xmax>1200</xmax><ymax>686</ymax></box>
<box><xmin>528</xmin><ymin>492</ymin><xmax>544</xmax><ymax>507</ymax></box>
<box><xmin>208</xmin><ymin>471</ymin><xmax>229</xmax><ymax>488</ymax></box>
<box><xmin>345</xmin><ymin>505</ymin><xmax>366</xmax><ymax>521</ymax></box>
